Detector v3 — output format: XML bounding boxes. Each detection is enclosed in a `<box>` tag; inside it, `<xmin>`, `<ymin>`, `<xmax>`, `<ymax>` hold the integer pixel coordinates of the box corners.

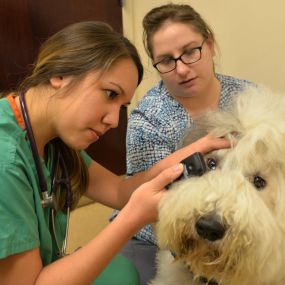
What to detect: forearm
<box><xmin>36</xmin><ymin>163</ymin><xmax>184</xmax><ymax>284</ymax></box>
<box><xmin>36</xmin><ymin>206</ymin><xmax>142</xmax><ymax>284</ymax></box>
<box><xmin>119</xmin><ymin>135</ymin><xmax>231</xmax><ymax>205</ymax></box>
<box><xmin>119</xmin><ymin>141</ymin><xmax>200</xmax><ymax>195</ymax></box>
<box><xmin>1</xmin><ymin>165</ymin><xmax>182</xmax><ymax>285</ymax></box>
<box><xmin>87</xmin><ymin>135</ymin><xmax>230</xmax><ymax>210</ymax></box>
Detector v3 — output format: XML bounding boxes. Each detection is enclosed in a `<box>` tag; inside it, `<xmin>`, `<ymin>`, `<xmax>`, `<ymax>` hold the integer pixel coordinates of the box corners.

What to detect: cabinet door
<box><xmin>0</xmin><ymin>0</ymin><xmax>128</xmax><ymax>175</ymax></box>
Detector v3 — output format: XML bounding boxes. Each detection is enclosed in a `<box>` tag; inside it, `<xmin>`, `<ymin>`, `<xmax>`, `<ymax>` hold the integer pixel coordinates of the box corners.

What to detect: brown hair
<box><xmin>143</xmin><ymin>3</ymin><xmax>216</xmax><ymax>59</ymax></box>
<box><xmin>21</xmin><ymin>21</ymin><xmax>143</xmax><ymax>90</ymax></box>
<box><xmin>18</xmin><ymin>21</ymin><xmax>143</xmax><ymax>210</ymax></box>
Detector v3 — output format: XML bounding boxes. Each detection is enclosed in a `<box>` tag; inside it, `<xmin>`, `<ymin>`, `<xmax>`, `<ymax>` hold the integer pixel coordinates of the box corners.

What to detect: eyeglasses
<box><xmin>153</xmin><ymin>39</ymin><xmax>206</xmax><ymax>74</ymax></box>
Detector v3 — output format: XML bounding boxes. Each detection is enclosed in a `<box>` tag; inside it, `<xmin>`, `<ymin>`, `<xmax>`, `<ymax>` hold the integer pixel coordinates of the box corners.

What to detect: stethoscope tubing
<box><xmin>19</xmin><ymin>92</ymin><xmax>72</xmax><ymax>209</ymax></box>
<box><xmin>19</xmin><ymin>91</ymin><xmax>71</xmax><ymax>256</ymax></box>
<box><xmin>19</xmin><ymin>92</ymin><xmax>50</xmax><ymax>199</ymax></box>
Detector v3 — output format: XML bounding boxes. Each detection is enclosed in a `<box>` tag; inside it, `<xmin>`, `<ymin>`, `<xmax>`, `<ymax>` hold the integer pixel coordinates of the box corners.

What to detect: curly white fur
<box><xmin>150</xmin><ymin>87</ymin><xmax>285</xmax><ymax>285</ymax></box>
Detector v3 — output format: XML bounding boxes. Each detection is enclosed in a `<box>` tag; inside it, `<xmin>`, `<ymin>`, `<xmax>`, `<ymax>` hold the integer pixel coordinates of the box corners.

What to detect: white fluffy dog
<box><xmin>150</xmin><ymin>87</ymin><xmax>285</xmax><ymax>285</ymax></box>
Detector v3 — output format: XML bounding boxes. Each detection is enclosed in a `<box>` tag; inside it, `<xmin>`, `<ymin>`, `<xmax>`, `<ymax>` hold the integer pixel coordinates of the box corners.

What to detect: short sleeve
<box><xmin>0</xmin><ymin>139</ymin><xmax>40</xmax><ymax>259</ymax></box>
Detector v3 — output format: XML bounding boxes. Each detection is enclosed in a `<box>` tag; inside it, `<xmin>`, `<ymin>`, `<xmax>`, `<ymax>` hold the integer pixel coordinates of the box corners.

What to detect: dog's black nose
<box><xmin>195</xmin><ymin>215</ymin><xmax>226</xmax><ymax>241</ymax></box>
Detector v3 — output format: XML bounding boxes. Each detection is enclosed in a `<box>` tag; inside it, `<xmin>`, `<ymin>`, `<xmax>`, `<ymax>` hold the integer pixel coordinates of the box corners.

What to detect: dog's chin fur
<box><xmin>150</xmin><ymin>87</ymin><xmax>285</xmax><ymax>285</ymax></box>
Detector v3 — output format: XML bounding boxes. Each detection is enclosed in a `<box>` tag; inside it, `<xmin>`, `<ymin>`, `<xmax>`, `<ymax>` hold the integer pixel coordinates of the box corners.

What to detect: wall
<box><xmin>123</xmin><ymin>0</ymin><xmax>285</xmax><ymax>110</ymax></box>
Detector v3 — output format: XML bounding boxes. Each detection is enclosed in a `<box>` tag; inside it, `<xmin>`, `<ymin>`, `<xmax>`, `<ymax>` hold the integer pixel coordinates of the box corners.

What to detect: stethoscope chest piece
<box><xmin>41</xmin><ymin>191</ymin><xmax>55</xmax><ymax>209</ymax></box>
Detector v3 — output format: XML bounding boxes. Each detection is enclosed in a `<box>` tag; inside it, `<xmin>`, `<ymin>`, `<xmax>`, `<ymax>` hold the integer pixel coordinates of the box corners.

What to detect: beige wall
<box><xmin>123</xmin><ymin>0</ymin><xmax>285</xmax><ymax>110</ymax></box>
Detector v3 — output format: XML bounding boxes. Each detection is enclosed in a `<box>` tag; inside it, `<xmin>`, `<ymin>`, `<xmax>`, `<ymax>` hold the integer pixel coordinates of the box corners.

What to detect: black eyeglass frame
<box><xmin>153</xmin><ymin>39</ymin><xmax>206</xmax><ymax>74</ymax></box>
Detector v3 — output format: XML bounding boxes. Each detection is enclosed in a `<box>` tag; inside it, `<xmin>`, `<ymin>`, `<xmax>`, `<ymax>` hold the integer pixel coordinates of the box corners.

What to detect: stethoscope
<box><xmin>19</xmin><ymin>91</ymin><xmax>72</xmax><ymax>257</ymax></box>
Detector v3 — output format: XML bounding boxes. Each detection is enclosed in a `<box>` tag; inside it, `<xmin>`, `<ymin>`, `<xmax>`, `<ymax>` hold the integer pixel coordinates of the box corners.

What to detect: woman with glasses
<box><xmin>113</xmin><ymin>3</ymin><xmax>256</xmax><ymax>285</ymax></box>
<box><xmin>0</xmin><ymin>21</ymin><xmax>230</xmax><ymax>285</ymax></box>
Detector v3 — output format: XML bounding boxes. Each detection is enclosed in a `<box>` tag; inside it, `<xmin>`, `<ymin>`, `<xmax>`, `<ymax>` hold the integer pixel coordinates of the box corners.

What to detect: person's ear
<box><xmin>50</xmin><ymin>76</ymin><xmax>63</xmax><ymax>89</ymax></box>
<box><xmin>206</xmin><ymin>36</ymin><xmax>216</xmax><ymax>57</ymax></box>
<box><xmin>49</xmin><ymin>76</ymin><xmax>72</xmax><ymax>89</ymax></box>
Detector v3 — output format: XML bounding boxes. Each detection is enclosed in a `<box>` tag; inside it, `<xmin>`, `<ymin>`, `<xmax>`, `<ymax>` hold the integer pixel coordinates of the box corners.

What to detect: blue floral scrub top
<box><xmin>112</xmin><ymin>73</ymin><xmax>256</xmax><ymax>244</ymax></box>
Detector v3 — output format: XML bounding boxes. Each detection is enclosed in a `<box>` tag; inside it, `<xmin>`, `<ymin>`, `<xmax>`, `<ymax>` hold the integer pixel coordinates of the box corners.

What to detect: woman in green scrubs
<box><xmin>0</xmin><ymin>21</ymin><xmax>229</xmax><ymax>284</ymax></box>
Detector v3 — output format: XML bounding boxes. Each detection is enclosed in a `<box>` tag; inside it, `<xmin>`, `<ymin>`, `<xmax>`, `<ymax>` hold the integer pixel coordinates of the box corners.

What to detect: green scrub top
<box><xmin>0</xmin><ymin>96</ymin><xmax>90</xmax><ymax>264</ymax></box>
<box><xmin>0</xmin><ymin>96</ymin><xmax>139</xmax><ymax>284</ymax></box>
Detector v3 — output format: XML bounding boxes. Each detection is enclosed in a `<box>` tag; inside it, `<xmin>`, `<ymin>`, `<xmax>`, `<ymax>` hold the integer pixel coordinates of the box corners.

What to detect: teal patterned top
<box><xmin>113</xmin><ymin>73</ymin><xmax>255</xmax><ymax>244</ymax></box>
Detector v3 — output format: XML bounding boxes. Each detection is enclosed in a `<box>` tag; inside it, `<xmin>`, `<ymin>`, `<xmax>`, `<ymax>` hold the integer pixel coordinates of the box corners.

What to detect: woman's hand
<box><xmin>186</xmin><ymin>134</ymin><xmax>231</xmax><ymax>155</ymax></box>
<box><xmin>122</xmin><ymin>163</ymin><xmax>184</xmax><ymax>226</ymax></box>
<box><xmin>150</xmin><ymin>134</ymin><xmax>230</xmax><ymax>177</ymax></box>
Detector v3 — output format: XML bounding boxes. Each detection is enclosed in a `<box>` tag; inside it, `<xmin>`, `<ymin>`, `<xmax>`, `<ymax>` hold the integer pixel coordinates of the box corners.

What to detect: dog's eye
<box><xmin>207</xmin><ymin>158</ymin><xmax>217</xmax><ymax>170</ymax></box>
<box><xmin>253</xmin><ymin>175</ymin><xmax>267</xmax><ymax>190</ymax></box>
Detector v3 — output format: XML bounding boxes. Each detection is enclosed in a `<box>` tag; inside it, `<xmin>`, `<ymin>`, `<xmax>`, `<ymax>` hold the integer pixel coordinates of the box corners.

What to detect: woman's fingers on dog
<box><xmin>196</xmin><ymin>134</ymin><xmax>231</xmax><ymax>154</ymax></box>
<box><xmin>150</xmin><ymin>163</ymin><xmax>184</xmax><ymax>190</ymax></box>
<box><xmin>211</xmin><ymin>136</ymin><xmax>231</xmax><ymax>149</ymax></box>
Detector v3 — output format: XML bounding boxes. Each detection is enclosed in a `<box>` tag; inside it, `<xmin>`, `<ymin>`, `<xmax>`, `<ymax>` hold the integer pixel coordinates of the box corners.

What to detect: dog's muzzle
<box><xmin>195</xmin><ymin>214</ymin><xmax>226</xmax><ymax>241</ymax></box>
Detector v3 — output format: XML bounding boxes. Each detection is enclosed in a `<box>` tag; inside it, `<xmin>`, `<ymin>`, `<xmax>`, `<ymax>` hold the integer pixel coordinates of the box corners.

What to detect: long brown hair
<box><xmin>15</xmin><ymin>21</ymin><xmax>143</xmax><ymax>210</ymax></box>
